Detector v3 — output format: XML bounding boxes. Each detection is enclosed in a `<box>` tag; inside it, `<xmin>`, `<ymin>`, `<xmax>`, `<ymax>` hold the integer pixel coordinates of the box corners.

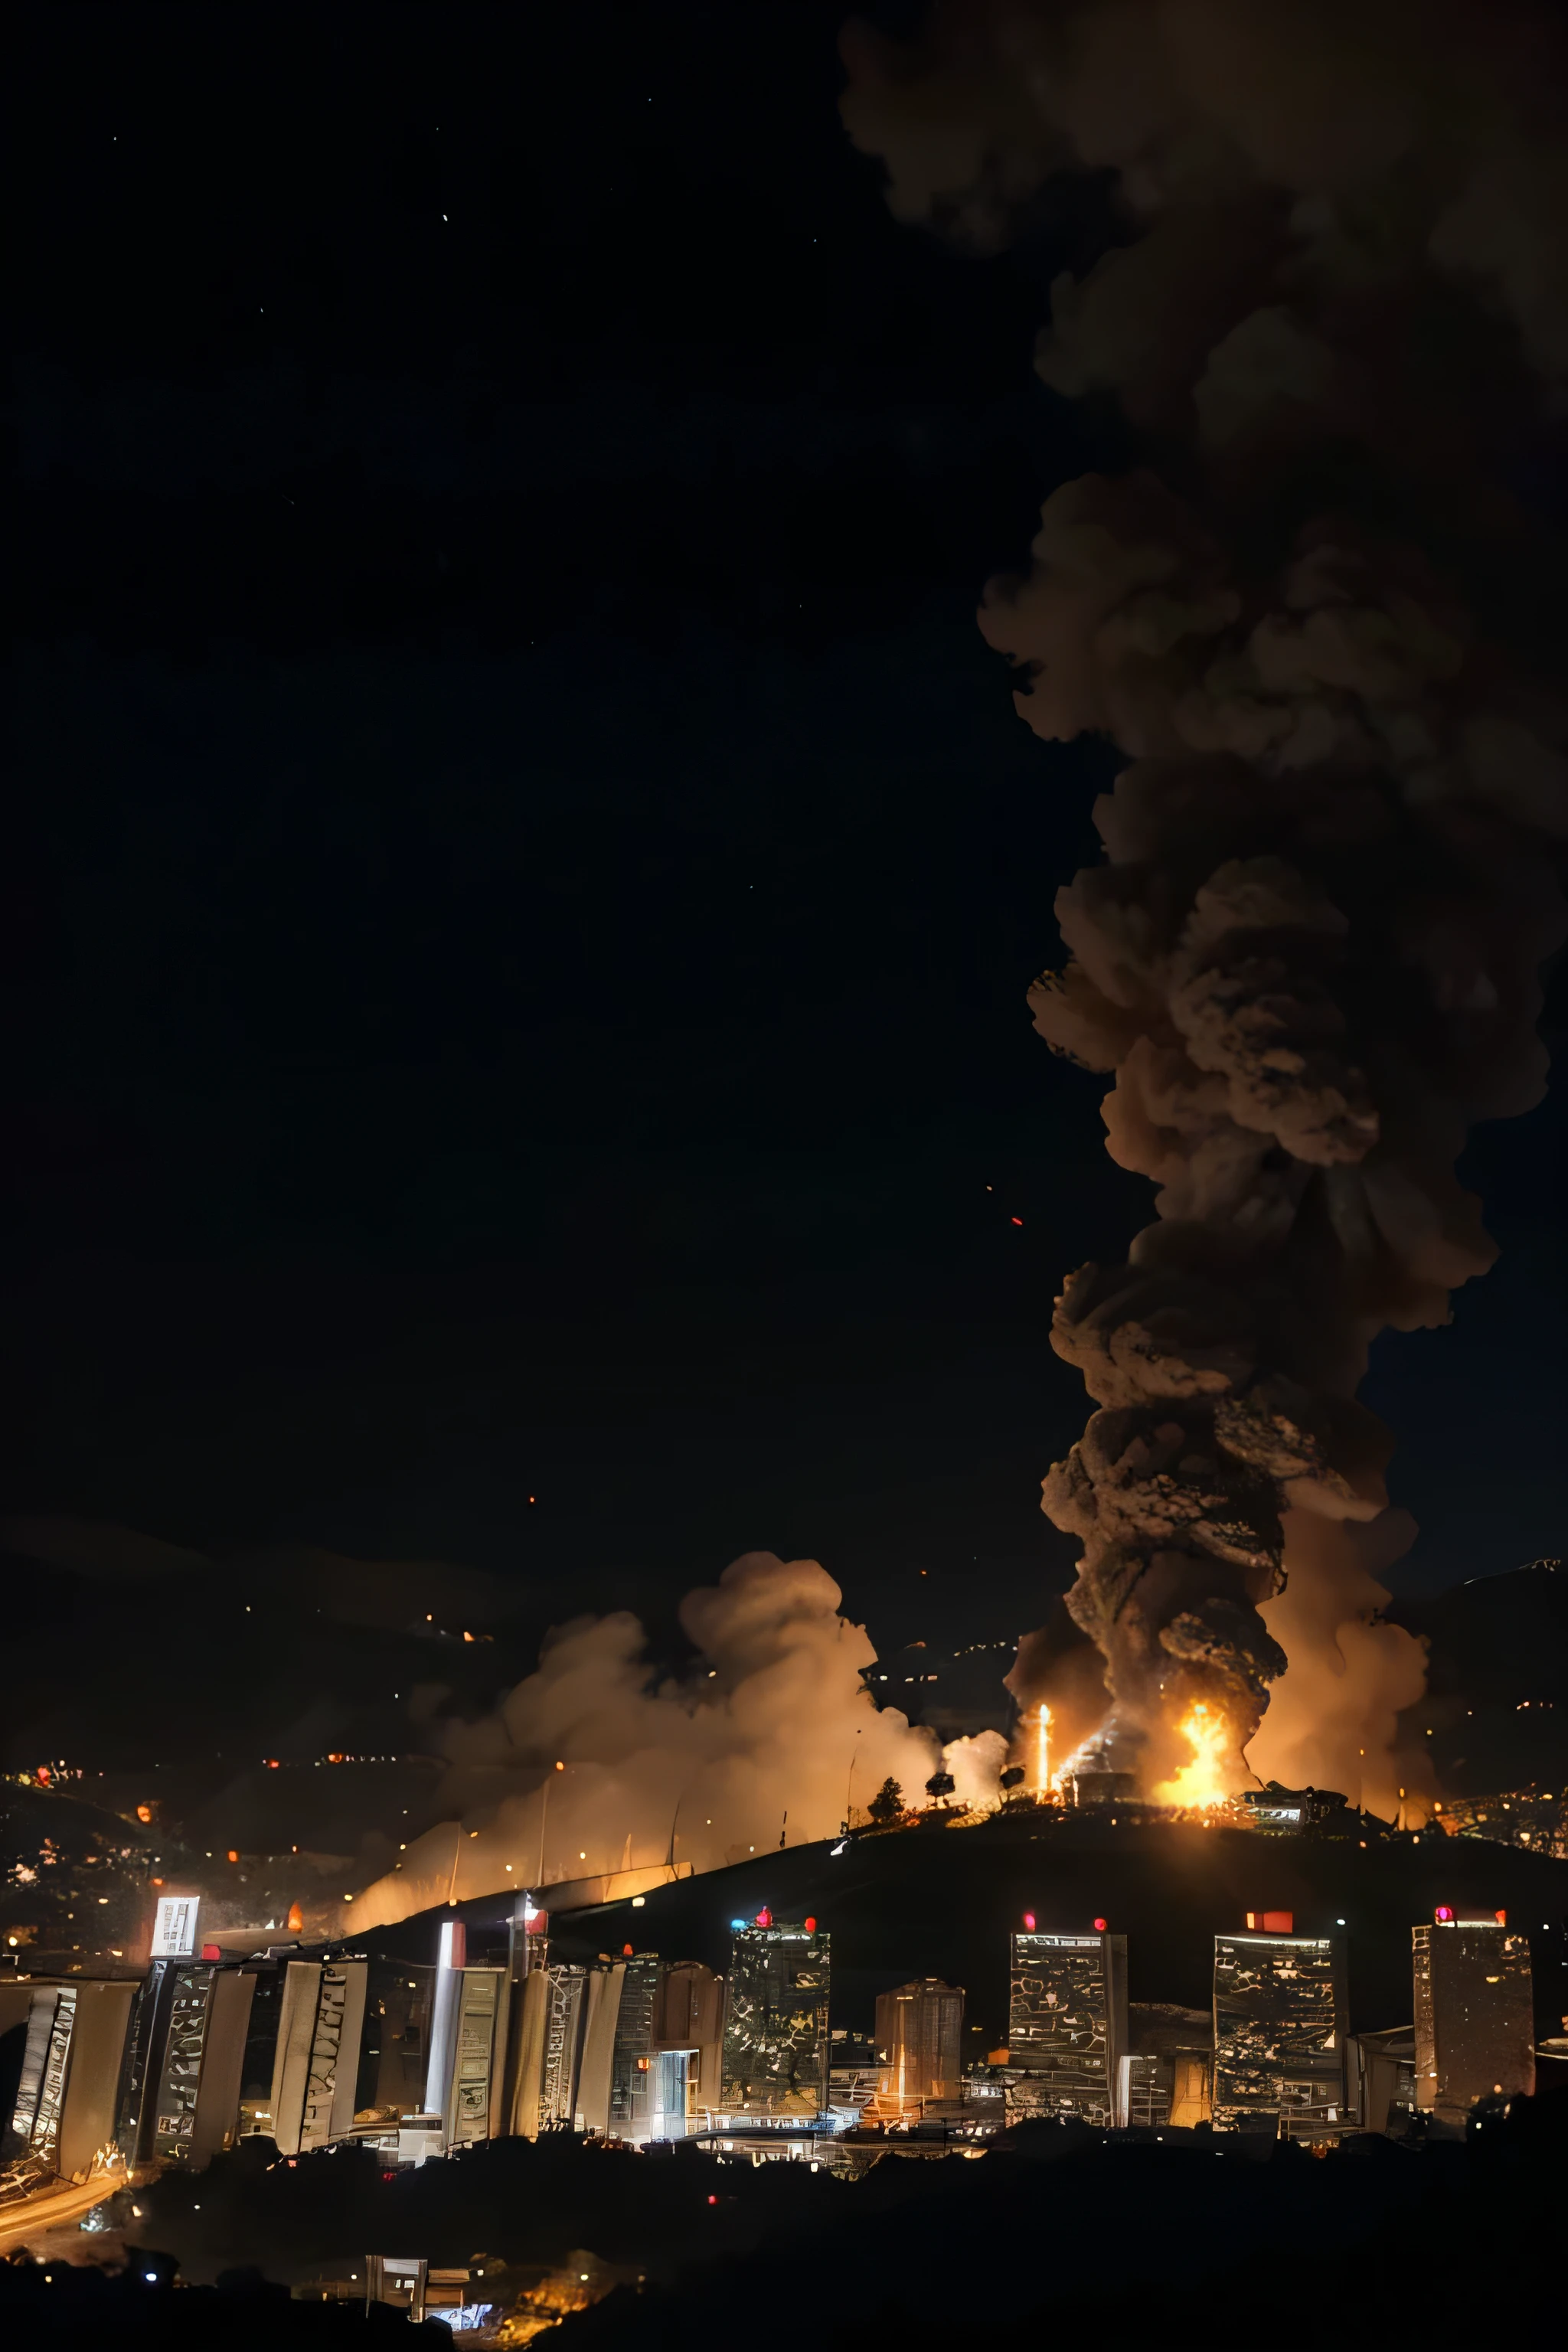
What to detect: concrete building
<box><xmin>1413</xmin><ymin>1910</ymin><xmax>1534</xmax><ymax>2132</ymax></box>
<box><xmin>719</xmin><ymin>1918</ymin><xmax>831</xmax><ymax>2119</ymax></box>
<box><xmin>654</xmin><ymin>1958</ymin><xmax>724</xmax><ymax>2131</ymax></box>
<box><xmin>509</xmin><ymin>1953</ymin><xmax>721</xmax><ymax>2143</ymax></box>
<box><xmin>1122</xmin><ymin>2003</ymin><xmax>1211</xmax><ymax>2129</ymax></box>
<box><xmin>1212</xmin><ymin>1931</ymin><xmax>1347</xmax><ymax>2136</ymax></box>
<box><xmin>150</xmin><ymin>1964</ymin><xmax>220</xmax><ymax>2161</ymax></box>
<box><xmin>874</xmin><ymin>1979</ymin><xmax>964</xmax><ymax>2114</ymax></box>
<box><xmin>1167</xmin><ymin>2048</ymin><xmax>1212</xmax><ymax>2127</ymax></box>
<box><xmin>270</xmin><ymin>1958</ymin><xmax>370</xmax><ymax>2155</ymax></box>
<box><xmin>536</xmin><ymin>1962</ymin><xmax>590</xmax><ymax>2133</ymax></box>
<box><xmin>353</xmin><ymin>1959</ymin><xmax>433</xmax><ymax>2125</ymax></box>
<box><xmin>445</xmin><ymin>1966</ymin><xmax>508</xmax><ymax>2148</ymax></box>
<box><xmin>2</xmin><ymin>1978</ymin><xmax>136</xmax><ymax>2178</ymax></box>
<box><xmin>1350</xmin><ymin>2025</ymin><xmax>1416</xmax><ymax>2134</ymax></box>
<box><xmin>1008</xmin><ymin>1929</ymin><xmax>1127</xmax><ymax>2125</ymax></box>
<box><xmin>576</xmin><ymin>1962</ymin><xmax>626</xmax><ymax>2135</ymax></box>
<box><xmin>1114</xmin><ymin>2053</ymin><xmax>1170</xmax><ymax>2128</ymax></box>
<box><xmin>607</xmin><ymin>1952</ymin><xmax>662</xmax><ymax>2138</ymax></box>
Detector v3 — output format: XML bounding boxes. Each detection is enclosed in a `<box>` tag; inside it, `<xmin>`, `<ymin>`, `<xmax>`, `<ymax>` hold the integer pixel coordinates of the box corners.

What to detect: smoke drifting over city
<box><xmin>841</xmin><ymin>0</ymin><xmax>1568</xmax><ymax>1809</ymax></box>
<box><xmin>350</xmin><ymin>1554</ymin><xmax>995</xmax><ymax>1929</ymax></box>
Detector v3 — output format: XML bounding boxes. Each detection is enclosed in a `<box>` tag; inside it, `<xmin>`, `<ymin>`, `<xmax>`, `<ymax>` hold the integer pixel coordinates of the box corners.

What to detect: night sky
<box><xmin>8</xmin><ymin>2</ymin><xmax>1564</xmax><ymax>1759</ymax></box>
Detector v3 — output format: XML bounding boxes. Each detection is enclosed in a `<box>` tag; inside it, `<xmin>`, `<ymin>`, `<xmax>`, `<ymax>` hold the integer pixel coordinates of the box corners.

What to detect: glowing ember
<box><xmin>1153</xmin><ymin>1704</ymin><xmax>1234</xmax><ymax>1809</ymax></box>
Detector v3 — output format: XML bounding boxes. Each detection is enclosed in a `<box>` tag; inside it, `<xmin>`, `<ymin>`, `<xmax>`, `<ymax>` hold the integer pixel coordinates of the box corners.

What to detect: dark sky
<box><xmin>8</xmin><ymin>0</ymin><xmax>1564</xmax><ymax>1733</ymax></box>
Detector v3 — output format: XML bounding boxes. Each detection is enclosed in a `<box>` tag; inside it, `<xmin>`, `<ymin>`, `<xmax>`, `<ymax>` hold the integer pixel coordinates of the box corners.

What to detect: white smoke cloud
<box><xmin>348</xmin><ymin>1553</ymin><xmax>949</xmax><ymax>1928</ymax></box>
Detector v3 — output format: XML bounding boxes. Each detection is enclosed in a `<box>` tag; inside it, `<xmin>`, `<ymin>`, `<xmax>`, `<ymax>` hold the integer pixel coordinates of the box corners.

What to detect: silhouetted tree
<box><xmin>867</xmin><ymin>1776</ymin><xmax>904</xmax><ymax>1826</ymax></box>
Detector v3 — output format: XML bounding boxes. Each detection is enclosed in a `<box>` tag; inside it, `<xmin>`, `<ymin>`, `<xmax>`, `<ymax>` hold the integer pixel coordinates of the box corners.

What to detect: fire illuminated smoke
<box><xmin>345</xmin><ymin>1554</ymin><xmax>1011</xmax><ymax>1930</ymax></box>
<box><xmin>841</xmin><ymin>2</ymin><xmax>1568</xmax><ymax>1806</ymax></box>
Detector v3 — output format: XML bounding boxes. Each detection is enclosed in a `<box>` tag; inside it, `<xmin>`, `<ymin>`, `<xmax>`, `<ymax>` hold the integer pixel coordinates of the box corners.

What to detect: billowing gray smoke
<box><xmin>842</xmin><ymin>0</ymin><xmax>1568</xmax><ymax>1805</ymax></box>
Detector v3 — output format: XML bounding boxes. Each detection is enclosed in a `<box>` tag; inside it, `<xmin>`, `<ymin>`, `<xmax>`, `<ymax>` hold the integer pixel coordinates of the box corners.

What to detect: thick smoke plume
<box><xmin>842</xmin><ymin>0</ymin><xmax>1568</xmax><ymax>1807</ymax></box>
<box><xmin>349</xmin><ymin>1553</ymin><xmax>956</xmax><ymax>1929</ymax></box>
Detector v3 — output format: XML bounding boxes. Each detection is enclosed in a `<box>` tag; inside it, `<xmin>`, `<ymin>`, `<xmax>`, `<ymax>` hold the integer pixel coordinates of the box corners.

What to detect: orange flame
<box><xmin>1152</xmin><ymin>1703</ymin><xmax>1234</xmax><ymax>1808</ymax></box>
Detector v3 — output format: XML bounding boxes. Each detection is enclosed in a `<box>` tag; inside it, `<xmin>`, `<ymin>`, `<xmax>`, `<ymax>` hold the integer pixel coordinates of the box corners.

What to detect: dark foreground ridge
<box><xmin>6</xmin><ymin>2093</ymin><xmax>1563</xmax><ymax>2347</ymax></box>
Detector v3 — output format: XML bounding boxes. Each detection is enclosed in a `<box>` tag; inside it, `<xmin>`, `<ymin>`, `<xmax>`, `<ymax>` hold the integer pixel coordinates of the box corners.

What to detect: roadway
<box><xmin>0</xmin><ymin>2158</ymin><xmax>130</xmax><ymax>2256</ymax></box>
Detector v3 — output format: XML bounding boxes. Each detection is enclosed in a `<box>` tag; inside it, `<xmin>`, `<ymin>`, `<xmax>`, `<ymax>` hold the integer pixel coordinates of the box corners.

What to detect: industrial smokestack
<box><xmin>841</xmin><ymin>0</ymin><xmax>1568</xmax><ymax>1805</ymax></box>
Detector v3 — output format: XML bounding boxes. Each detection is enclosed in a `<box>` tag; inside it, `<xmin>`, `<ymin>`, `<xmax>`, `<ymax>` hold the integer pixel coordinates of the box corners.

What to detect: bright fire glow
<box><xmin>1032</xmin><ymin>1703</ymin><xmax>1052</xmax><ymax>1795</ymax></box>
<box><xmin>1153</xmin><ymin>1704</ymin><xmax>1233</xmax><ymax>1808</ymax></box>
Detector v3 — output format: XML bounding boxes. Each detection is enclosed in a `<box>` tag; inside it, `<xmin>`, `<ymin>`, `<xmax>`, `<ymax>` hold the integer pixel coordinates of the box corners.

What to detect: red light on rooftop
<box><xmin>1022</xmin><ymin>1913</ymin><xmax>1036</xmax><ymax>1932</ymax></box>
<box><xmin>1093</xmin><ymin>1918</ymin><xmax>1109</xmax><ymax>1932</ymax></box>
<box><xmin>227</xmin><ymin>1850</ymin><xmax>239</xmax><ymax>1863</ymax></box>
<box><xmin>707</xmin><ymin>2195</ymin><xmax>717</xmax><ymax>2206</ymax></box>
<box><xmin>756</xmin><ymin>1908</ymin><xmax>772</xmax><ymax>1929</ymax></box>
<box><xmin>622</xmin><ymin>1942</ymin><xmax>634</xmax><ymax>1957</ymax></box>
<box><xmin>804</xmin><ymin>1917</ymin><xmax>817</xmax><ymax>1934</ymax></box>
<box><xmin>1495</xmin><ymin>1909</ymin><xmax>1507</xmax><ymax>1926</ymax></box>
<box><xmin>1435</xmin><ymin>1905</ymin><xmax>1455</xmax><ymax>1922</ymax></box>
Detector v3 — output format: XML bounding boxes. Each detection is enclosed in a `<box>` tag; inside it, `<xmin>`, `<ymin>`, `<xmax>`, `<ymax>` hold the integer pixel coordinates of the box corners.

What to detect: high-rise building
<box><xmin>609</xmin><ymin>1952</ymin><xmax>663</xmax><ymax>2138</ymax></box>
<box><xmin>720</xmin><ymin>1919</ymin><xmax>831</xmax><ymax>2118</ymax></box>
<box><xmin>186</xmin><ymin>1967</ymin><xmax>260</xmax><ymax>2167</ymax></box>
<box><xmin>510</xmin><ymin>1954</ymin><xmax>719</xmax><ymax>2142</ymax></box>
<box><xmin>1350</xmin><ymin>2025</ymin><xmax>1416</xmax><ymax>2135</ymax></box>
<box><xmin>151</xmin><ymin>1964</ymin><xmax>218</xmax><ymax>2161</ymax></box>
<box><xmin>360</xmin><ymin>1961</ymin><xmax>434</xmax><ymax>2122</ymax></box>
<box><xmin>1122</xmin><ymin>2004</ymin><xmax>1211</xmax><ymax>2129</ymax></box>
<box><xmin>539</xmin><ymin>1963</ymin><xmax>589</xmax><ymax>2132</ymax></box>
<box><xmin>575</xmin><ymin>1962</ymin><xmax>625</xmax><ymax>2135</ymax></box>
<box><xmin>874</xmin><ymin>1979</ymin><xmax>964</xmax><ymax>2112</ymax></box>
<box><xmin>113</xmin><ymin>1961</ymin><xmax>173</xmax><ymax>2161</ymax></box>
<box><xmin>1114</xmin><ymin>2053</ymin><xmax>1171</xmax><ymax>2128</ymax></box>
<box><xmin>1212</xmin><ymin>1932</ymin><xmax>1346</xmax><ymax>2135</ymax></box>
<box><xmin>1007</xmin><ymin>1930</ymin><xmax>1127</xmax><ymax>2125</ymax></box>
<box><xmin>655</xmin><ymin>1959</ymin><xmax>724</xmax><ymax>2130</ymax></box>
<box><xmin>4</xmin><ymin>1983</ymin><xmax>80</xmax><ymax>2168</ymax></box>
<box><xmin>1412</xmin><ymin>1913</ymin><xmax>1534</xmax><ymax>2131</ymax></box>
<box><xmin>446</xmin><ymin>1967</ymin><xmax>508</xmax><ymax>2147</ymax></box>
<box><xmin>269</xmin><ymin>1958</ymin><xmax>370</xmax><ymax>2155</ymax></box>
<box><xmin>3</xmin><ymin>1978</ymin><xmax>137</xmax><ymax>2176</ymax></box>
<box><xmin>1167</xmin><ymin>2047</ymin><xmax>1212</xmax><ymax>2128</ymax></box>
